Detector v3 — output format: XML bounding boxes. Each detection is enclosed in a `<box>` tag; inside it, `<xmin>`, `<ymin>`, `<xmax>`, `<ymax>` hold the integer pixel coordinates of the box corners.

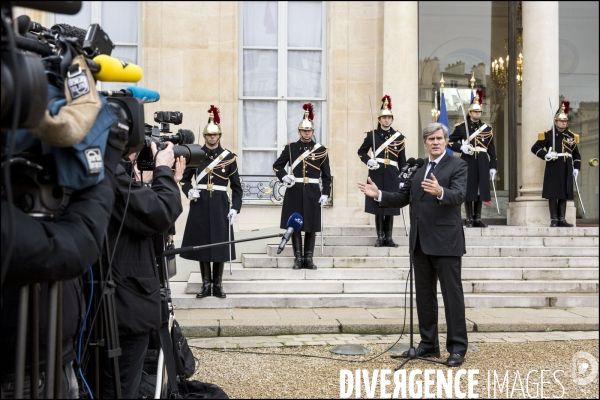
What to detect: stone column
<box><xmin>383</xmin><ymin>1</ymin><xmax>419</xmax><ymax>158</ymax></box>
<box><xmin>507</xmin><ymin>2</ymin><xmax>574</xmax><ymax>225</ymax></box>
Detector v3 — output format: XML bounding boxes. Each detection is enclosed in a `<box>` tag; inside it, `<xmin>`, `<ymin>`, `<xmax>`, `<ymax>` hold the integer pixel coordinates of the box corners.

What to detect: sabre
<box><xmin>401</xmin><ymin>208</ymin><xmax>408</xmax><ymax>236</ymax></box>
<box><xmin>549</xmin><ymin>98</ymin><xmax>557</xmax><ymax>160</ymax></box>
<box><xmin>491</xmin><ymin>177</ymin><xmax>501</xmax><ymax>214</ymax></box>
<box><xmin>455</xmin><ymin>89</ymin><xmax>473</xmax><ymax>155</ymax></box>
<box><xmin>321</xmin><ymin>202</ymin><xmax>324</xmax><ymax>256</ymax></box>
<box><xmin>368</xmin><ymin>96</ymin><xmax>380</xmax><ymax>170</ymax></box>
<box><xmin>574</xmin><ymin>175</ymin><xmax>586</xmax><ymax>215</ymax></box>
<box><xmin>228</xmin><ymin>194</ymin><xmax>233</xmax><ymax>275</ymax></box>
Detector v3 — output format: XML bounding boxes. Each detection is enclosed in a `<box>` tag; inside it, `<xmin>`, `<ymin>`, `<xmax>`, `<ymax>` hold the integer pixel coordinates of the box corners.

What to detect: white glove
<box><xmin>318</xmin><ymin>195</ymin><xmax>329</xmax><ymax>206</ymax></box>
<box><xmin>282</xmin><ymin>175</ymin><xmax>295</xmax><ymax>185</ymax></box>
<box><xmin>460</xmin><ymin>144</ymin><xmax>474</xmax><ymax>155</ymax></box>
<box><xmin>187</xmin><ymin>189</ymin><xmax>200</xmax><ymax>200</ymax></box>
<box><xmin>367</xmin><ymin>159</ymin><xmax>378</xmax><ymax>170</ymax></box>
<box><xmin>573</xmin><ymin>169</ymin><xmax>579</xmax><ymax>180</ymax></box>
<box><xmin>545</xmin><ymin>151</ymin><xmax>557</xmax><ymax>161</ymax></box>
<box><xmin>227</xmin><ymin>209</ymin><xmax>237</xmax><ymax>225</ymax></box>
<box><xmin>490</xmin><ymin>169</ymin><xmax>496</xmax><ymax>180</ymax></box>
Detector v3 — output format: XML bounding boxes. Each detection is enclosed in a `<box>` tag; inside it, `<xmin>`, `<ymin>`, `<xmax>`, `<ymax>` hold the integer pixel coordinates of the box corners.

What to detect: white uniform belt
<box><xmin>198</xmin><ymin>184</ymin><xmax>227</xmax><ymax>191</ymax></box>
<box><xmin>555</xmin><ymin>153</ymin><xmax>572</xmax><ymax>158</ymax></box>
<box><xmin>294</xmin><ymin>176</ymin><xmax>320</xmax><ymax>184</ymax></box>
<box><xmin>375</xmin><ymin>158</ymin><xmax>398</xmax><ymax>167</ymax></box>
<box><xmin>473</xmin><ymin>147</ymin><xmax>488</xmax><ymax>153</ymax></box>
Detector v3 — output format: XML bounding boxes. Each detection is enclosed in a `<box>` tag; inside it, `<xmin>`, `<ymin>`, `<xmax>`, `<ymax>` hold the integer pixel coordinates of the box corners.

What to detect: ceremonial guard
<box><xmin>273</xmin><ymin>103</ymin><xmax>332</xmax><ymax>270</ymax></box>
<box><xmin>180</xmin><ymin>106</ymin><xmax>242</xmax><ymax>298</ymax></box>
<box><xmin>531</xmin><ymin>102</ymin><xmax>581</xmax><ymax>227</ymax></box>
<box><xmin>448</xmin><ymin>90</ymin><xmax>497</xmax><ymax>227</ymax></box>
<box><xmin>357</xmin><ymin>95</ymin><xmax>406</xmax><ymax>247</ymax></box>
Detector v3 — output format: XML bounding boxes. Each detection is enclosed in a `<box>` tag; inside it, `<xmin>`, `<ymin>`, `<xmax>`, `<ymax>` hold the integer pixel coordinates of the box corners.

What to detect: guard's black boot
<box><xmin>196</xmin><ymin>262</ymin><xmax>212</xmax><ymax>298</ymax></box>
<box><xmin>549</xmin><ymin>199</ymin><xmax>559</xmax><ymax>227</ymax></box>
<box><xmin>212</xmin><ymin>262</ymin><xmax>226</xmax><ymax>298</ymax></box>
<box><xmin>384</xmin><ymin>216</ymin><xmax>399</xmax><ymax>247</ymax></box>
<box><xmin>374</xmin><ymin>215</ymin><xmax>386</xmax><ymax>247</ymax></box>
<box><xmin>303</xmin><ymin>232</ymin><xmax>317</xmax><ymax>270</ymax></box>
<box><xmin>464</xmin><ymin>202</ymin><xmax>474</xmax><ymax>227</ymax></box>
<box><xmin>291</xmin><ymin>230</ymin><xmax>303</xmax><ymax>270</ymax></box>
<box><xmin>557</xmin><ymin>199</ymin><xmax>573</xmax><ymax>227</ymax></box>
<box><xmin>473</xmin><ymin>201</ymin><xmax>488</xmax><ymax>227</ymax></box>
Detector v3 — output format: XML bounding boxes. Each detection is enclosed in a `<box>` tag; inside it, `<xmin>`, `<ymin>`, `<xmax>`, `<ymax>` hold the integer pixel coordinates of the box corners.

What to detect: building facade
<box><xmin>16</xmin><ymin>1</ymin><xmax>599</xmax><ymax>234</ymax></box>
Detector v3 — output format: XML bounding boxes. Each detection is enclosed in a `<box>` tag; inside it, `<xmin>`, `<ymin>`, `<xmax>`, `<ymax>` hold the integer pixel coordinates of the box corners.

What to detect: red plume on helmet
<box><xmin>381</xmin><ymin>95</ymin><xmax>392</xmax><ymax>110</ymax></box>
<box><xmin>302</xmin><ymin>103</ymin><xmax>314</xmax><ymax>121</ymax></box>
<box><xmin>476</xmin><ymin>89</ymin><xmax>484</xmax><ymax>104</ymax></box>
<box><xmin>207</xmin><ymin>105</ymin><xmax>220</xmax><ymax>124</ymax></box>
<box><xmin>562</xmin><ymin>101</ymin><xmax>570</xmax><ymax>115</ymax></box>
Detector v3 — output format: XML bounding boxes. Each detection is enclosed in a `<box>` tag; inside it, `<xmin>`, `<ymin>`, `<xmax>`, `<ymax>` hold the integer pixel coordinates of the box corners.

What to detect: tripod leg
<box><xmin>14</xmin><ymin>285</ymin><xmax>29</xmax><ymax>399</ymax></box>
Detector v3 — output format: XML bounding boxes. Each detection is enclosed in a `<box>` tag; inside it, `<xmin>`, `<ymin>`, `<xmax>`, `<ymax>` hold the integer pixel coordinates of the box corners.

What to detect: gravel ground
<box><xmin>190</xmin><ymin>340</ymin><xmax>599</xmax><ymax>399</ymax></box>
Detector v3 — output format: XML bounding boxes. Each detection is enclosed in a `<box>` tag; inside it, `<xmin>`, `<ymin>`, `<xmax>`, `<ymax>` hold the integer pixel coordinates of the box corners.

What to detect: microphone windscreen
<box><xmin>127</xmin><ymin>86</ymin><xmax>160</xmax><ymax>103</ymax></box>
<box><xmin>93</xmin><ymin>54</ymin><xmax>143</xmax><ymax>82</ymax></box>
<box><xmin>406</xmin><ymin>157</ymin><xmax>416</xmax><ymax>166</ymax></box>
<box><xmin>177</xmin><ymin>129</ymin><xmax>195</xmax><ymax>144</ymax></box>
<box><xmin>287</xmin><ymin>213</ymin><xmax>304</xmax><ymax>230</ymax></box>
<box><xmin>415</xmin><ymin>158</ymin><xmax>425</xmax><ymax>168</ymax></box>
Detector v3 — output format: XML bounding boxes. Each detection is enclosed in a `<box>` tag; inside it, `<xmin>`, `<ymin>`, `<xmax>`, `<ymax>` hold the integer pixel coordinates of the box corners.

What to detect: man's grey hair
<box><xmin>422</xmin><ymin>122</ymin><xmax>449</xmax><ymax>143</ymax></box>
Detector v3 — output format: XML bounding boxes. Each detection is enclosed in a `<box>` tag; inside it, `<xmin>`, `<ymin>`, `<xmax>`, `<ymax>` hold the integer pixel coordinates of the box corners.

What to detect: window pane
<box><xmin>101</xmin><ymin>1</ymin><xmax>138</xmax><ymax>43</ymax></box>
<box><xmin>287</xmin><ymin>101</ymin><xmax>322</xmax><ymax>143</ymax></box>
<box><xmin>243</xmin><ymin>50</ymin><xmax>278</xmax><ymax>97</ymax></box>
<box><xmin>243</xmin><ymin>1</ymin><xmax>278</xmax><ymax>47</ymax></box>
<box><xmin>287</xmin><ymin>51</ymin><xmax>322</xmax><ymax>98</ymax></box>
<box><xmin>54</xmin><ymin>1</ymin><xmax>91</xmax><ymax>31</ymax></box>
<box><xmin>242</xmin><ymin>101</ymin><xmax>277</xmax><ymax>148</ymax></box>
<box><xmin>288</xmin><ymin>1</ymin><xmax>322</xmax><ymax>47</ymax></box>
<box><xmin>242</xmin><ymin>151</ymin><xmax>277</xmax><ymax>175</ymax></box>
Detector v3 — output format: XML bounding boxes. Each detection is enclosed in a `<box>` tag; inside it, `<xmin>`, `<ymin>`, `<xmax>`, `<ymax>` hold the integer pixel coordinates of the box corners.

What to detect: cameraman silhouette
<box><xmin>98</xmin><ymin>141</ymin><xmax>183</xmax><ymax>399</ymax></box>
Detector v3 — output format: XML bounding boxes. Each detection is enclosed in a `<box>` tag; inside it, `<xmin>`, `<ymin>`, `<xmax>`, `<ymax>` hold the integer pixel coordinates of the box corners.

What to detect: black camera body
<box><xmin>136</xmin><ymin>111</ymin><xmax>205</xmax><ymax>171</ymax></box>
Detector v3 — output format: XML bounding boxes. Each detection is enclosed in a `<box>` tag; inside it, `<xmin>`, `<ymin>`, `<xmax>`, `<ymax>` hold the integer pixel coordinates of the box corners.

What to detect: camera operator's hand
<box><xmin>173</xmin><ymin>156</ymin><xmax>186</xmax><ymax>183</ymax></box>
<box><xmin>152</xmin><ymin>141</ymin><xmax>176</xmax><ymax>169</ymax></box>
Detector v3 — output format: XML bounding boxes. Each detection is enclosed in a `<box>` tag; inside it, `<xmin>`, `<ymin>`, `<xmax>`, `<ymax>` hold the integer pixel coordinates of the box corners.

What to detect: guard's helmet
<box><xmin>378</xmin><ymin>95</ymin><xmax>393</xmax><ymax>118</ymax></box>
<box><xmin>202</xmin><ymin>105</ymin><xmax>222</xmax><ymax>135</ymax></box>
<box><xmin>298</xmin><ymin>103</ymin><xmax>315</xmax><ymax>132</ymax></box>
<box><xmin>468</xmin><ymin>89</ymin><xmax>484</xmax><ymax>113</ymax></box>
<box><xmin>554</xmin><ymin>101</ymin><xmax>569</xmax><ymax>121</ymax></box>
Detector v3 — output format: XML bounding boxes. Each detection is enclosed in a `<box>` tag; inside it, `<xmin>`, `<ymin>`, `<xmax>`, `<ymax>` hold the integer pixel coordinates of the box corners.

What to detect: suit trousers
<box><xmin>413</xmin><ymin>238</ymin><xmax>468</xmax><ymax>356</ymax></box>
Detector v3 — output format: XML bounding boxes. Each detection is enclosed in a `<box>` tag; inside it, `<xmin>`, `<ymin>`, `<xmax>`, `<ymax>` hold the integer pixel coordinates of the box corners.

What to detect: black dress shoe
<box><xmin>391</xmin><ymin>348</ymin><xmax>440</xmax><ymax>359</ymax></box>
<box><xmin>446</xmin><ymin>353</ymin><xmax>465</xmax><ymax>367</ymax></box>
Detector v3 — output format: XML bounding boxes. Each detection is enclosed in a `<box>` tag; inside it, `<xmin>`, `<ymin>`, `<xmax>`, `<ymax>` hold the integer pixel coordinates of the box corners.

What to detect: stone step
<box><xmin>321</xmin><ymin>235</ymin><xmax>599</xmax><ymax>247</ymax></box>
<box><xmin>321</xmin><ymin>226</ymin><xmax>598</xmax><ymax>237</ymax></box>
<box><xmin>189</xmin><ymin>268</ymin><xmax>599</xmax><ymax>282</ymax></box>
<box><xmin>242</xmin><ymin>254</ymin><xmax>600</xmax><ymax>269</ymax></box>
<box><xmin>186</xmin><ymin>279</ymin><xmax>598</xmax><ymax>295</ymax></box>
<box><xmin>171</xmin><ymin>292</ymin><xmax>599</xmax><ymax>309</ymax></box>
<box><xmin>267</xmin><ymin>245</ymin><xmax>598</xmax><ymax>258</ymax></box>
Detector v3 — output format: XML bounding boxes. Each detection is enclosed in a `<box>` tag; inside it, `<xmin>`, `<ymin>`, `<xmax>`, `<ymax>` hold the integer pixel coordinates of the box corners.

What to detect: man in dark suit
<box><xmin>358</xmin><ymin>122</ymin><xmax>469</xmax><ymax>367</ymax></box>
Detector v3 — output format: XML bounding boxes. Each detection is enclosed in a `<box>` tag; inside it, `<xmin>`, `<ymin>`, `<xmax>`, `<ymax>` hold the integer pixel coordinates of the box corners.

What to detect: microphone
<box><xmin>162</xmin><ymin>129</ymin><xmax>195</xmax><ymax>145</ymax></box>
<box><xmin>398</xmin><ymin>157</ymin><xmax>416</xmax><ymax>180</ymax></box>
<box><xmin>15</xmin><ymin>2</ymin><xmax>83</xmax><ymax>15</ymax></box>
<box><xmin>400</xmin><ymin>158</ymin><xmax>425</xmax><ymax>185</ymax></box>
<box><xmin>99</xmin><ymin>87</ymin><xmax>160</xmax><ymax>104</ymax></box>
<box><xmin>277</xmin><ymin>213</ymin><xmax>304</xmax><ymax>254</ymax></box>
<box><xmin>90</xmin><ymin>54</ymin><xmax>143</xmax><ymax>82</ymax></box>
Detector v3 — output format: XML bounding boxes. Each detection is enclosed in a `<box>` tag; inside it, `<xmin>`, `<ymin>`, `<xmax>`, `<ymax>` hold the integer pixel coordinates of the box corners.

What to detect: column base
<box><xmin>508</xmin><ymin>200</ymin><xmax>576</xmax><ymax>226</ymax></box>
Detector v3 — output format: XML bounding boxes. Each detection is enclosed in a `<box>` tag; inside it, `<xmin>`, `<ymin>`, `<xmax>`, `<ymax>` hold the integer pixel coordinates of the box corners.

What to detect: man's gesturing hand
<box><xmin>358</xmin><ymin>177</ymin><xmax>380</xmax><ymax>199</ymax></box>
<box><xmin>422</xmin><ymin>173</ymin><xmax>443</xmax><ymax>197</ymax></box>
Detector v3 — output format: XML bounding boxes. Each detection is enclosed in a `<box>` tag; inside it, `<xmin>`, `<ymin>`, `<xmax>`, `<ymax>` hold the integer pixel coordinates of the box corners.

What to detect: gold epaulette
<box><xmin>538</xmin><ymin>132</ymin><xmax>545</xmax><ymax>141</ymax></box>
<box><xmin>455</xmin><ymin>121</ymin><xmax>465</xmax><ymax>126</ymax></box>
<box><xmin>570</xmin><ymin>132</ymin><xmax>580</xmax><ymax>143</ymax></box>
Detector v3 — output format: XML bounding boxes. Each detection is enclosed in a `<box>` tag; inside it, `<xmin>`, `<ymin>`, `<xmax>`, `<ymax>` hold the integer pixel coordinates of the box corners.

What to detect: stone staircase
<box><xmin>173</xmin><ymin>226</ymin><xmax>599</xmax><ymax>309</ymax></box>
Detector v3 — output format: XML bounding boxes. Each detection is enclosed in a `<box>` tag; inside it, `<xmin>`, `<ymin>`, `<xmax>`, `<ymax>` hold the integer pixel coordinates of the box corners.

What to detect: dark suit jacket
<box><xmin>380</xmin><ymin>153</ymin><xmax>468</xmax><ymax>257</ymax></box>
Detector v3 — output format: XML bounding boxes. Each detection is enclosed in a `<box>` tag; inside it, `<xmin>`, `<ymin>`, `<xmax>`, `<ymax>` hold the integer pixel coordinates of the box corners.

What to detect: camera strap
<box><xmin>194</xmin><ymin>149</ymin><xmax>230</xmax><ymax>187</ymax></box>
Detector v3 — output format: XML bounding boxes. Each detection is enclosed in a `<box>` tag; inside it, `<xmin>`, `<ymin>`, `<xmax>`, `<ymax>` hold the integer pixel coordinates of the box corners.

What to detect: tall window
<box><xmin>239</xmin><ymin>1</ymin><xmax>327</xmax><ymax>174</ymax></box>
<box><xmin>51</xmin><ymin>1</ymin><xmax>141</xmax><ymax>92</ymax></box>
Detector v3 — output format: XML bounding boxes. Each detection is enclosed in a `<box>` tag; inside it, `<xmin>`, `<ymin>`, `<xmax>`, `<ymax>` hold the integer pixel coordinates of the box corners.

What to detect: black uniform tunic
<box><xmin>357</xmin><ymin>127</ymin><xmax>406</xmax><ymax>215</ymax></box>
<box><xmin>531</xmin><ymin>128</ymin><xmax>581</xmax><ymax>200</ymax></box>
<box><xmin>273</xmin><ymin>139</ymin><xmax>332</xmax><ymax>232</ymax></box>
<box><xmin>180</xmin><ymin>145</ymin><xmax>242</xmax><ymax>262</ymax></box>
<box><xmin>449</xmin><ymin>117</ymin><xmax>497</xmax><ymax>201</ymax></box>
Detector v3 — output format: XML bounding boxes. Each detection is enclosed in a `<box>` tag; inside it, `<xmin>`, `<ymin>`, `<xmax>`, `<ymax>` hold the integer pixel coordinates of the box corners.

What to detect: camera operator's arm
<box><xmin>111</xmin><ymin>143</ymin><xmax>182</xmax><ymax>238</ymax></box>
